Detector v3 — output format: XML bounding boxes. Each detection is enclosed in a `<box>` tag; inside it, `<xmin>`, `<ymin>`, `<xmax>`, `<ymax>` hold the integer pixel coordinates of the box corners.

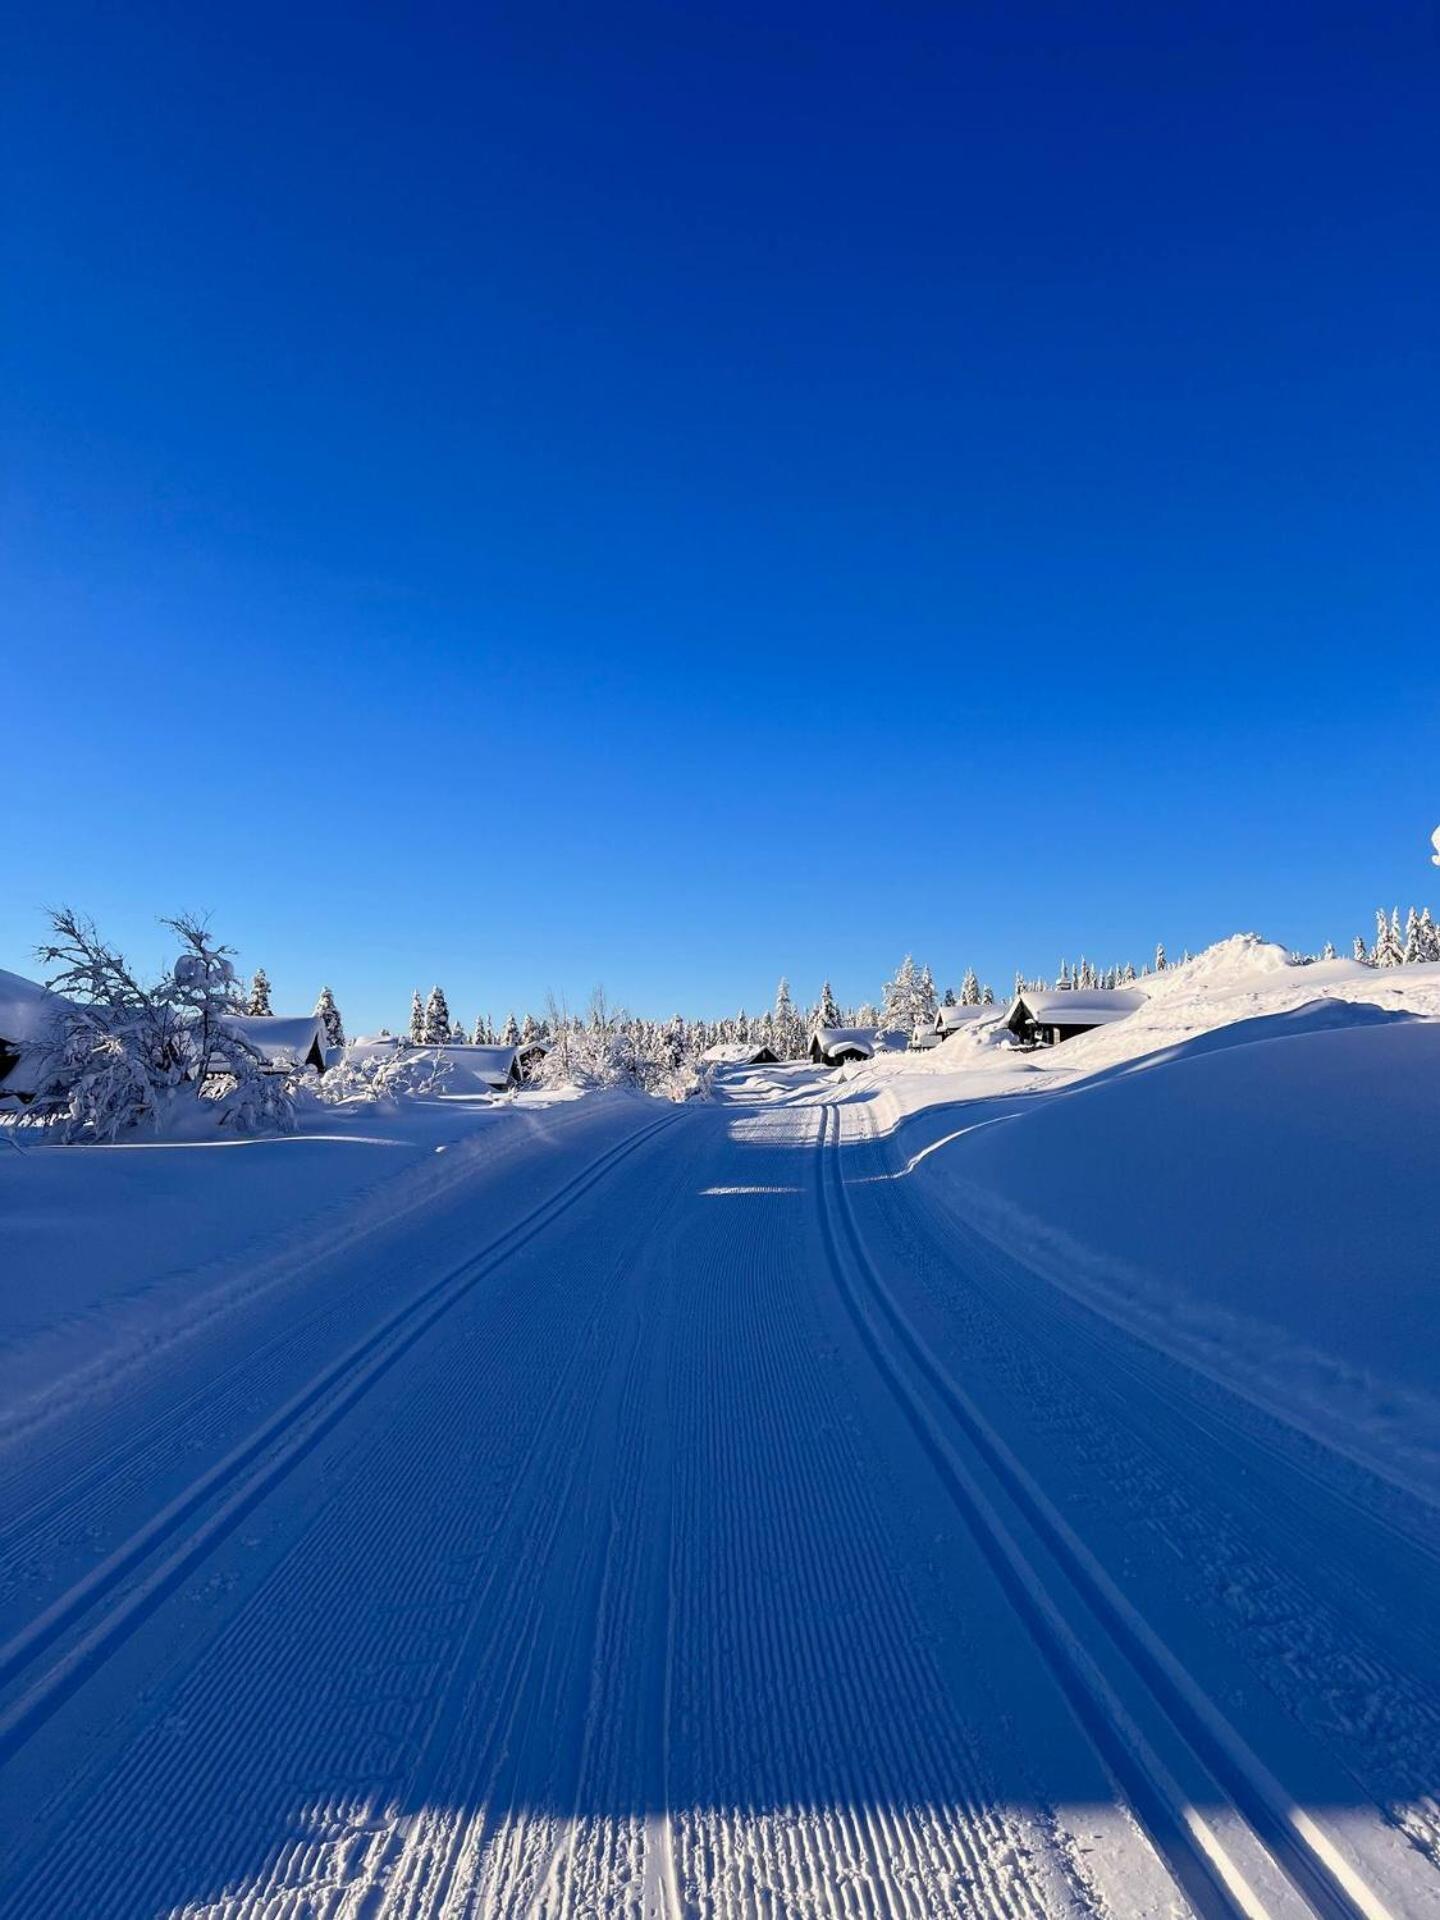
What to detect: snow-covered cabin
<box><xmin>701</xmin><ymin>1041</ymin><xmax>781</xmax><ymax>1066</ymax></box>
<box><xmin>810</xmin><ymin>1026</ymin><xmax>878</xmax><ymax>1066</ymax></box>
<box><xmin>1004</xmin><ymin>988</ymin><xmax>1142</xmax><ymax>1047</ymax></box>
<box><xmin>516</xmin><ymin>1037</ymin><xmax>550</xmax><ymax>1077</ymax></box>
<box><xmin>933</xmin><ymin>1003</ymin><xmax>992</xmax><ymax>1039</ymax></box>
<box><xmin>432</xmin><ymin>1044</ymin><xmax>521</xmax><ymax>1090</ymax></box>
<box><xmin>215</xmin><ymin>1013</ymin><xmax>332</xmax><ymax>1075</ymax></box>
<box><xmin>0</xmin><ymin>969</ymin><xmax>73</xmax><ymax>1104</ymax></box>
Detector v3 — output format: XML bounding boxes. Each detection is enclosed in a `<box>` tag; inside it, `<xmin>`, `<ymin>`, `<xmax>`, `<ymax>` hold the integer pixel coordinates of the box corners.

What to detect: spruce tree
<box><xmin>1154</xmin><ymin>943</ymin><xmax>1167</xmax><ymax>972</ymax></box>
<box><xmin>409</xmin><ymin>990</ymin><xmax>425</xmax><ymax>1044</ymax></box>
<box><xmin>960</xmin><ymin>967</ymin><xmax>980</xmax><ymax>1006</ymax></box>
<box><xmin>423</xmin><ymin>985</ymin><xmax>451</xmax><ymax>1044</ymax></box>
<box><xmin>501</xmin><ymin>1011</ymin><xmax>521</xmax><ymax>1047</ymax></box>
<box><xmin>247</xmin><ymin>968</ymin><xmax>274</xmax><ymax>1017</ymax></box>
<box><xmin>314</xmin><ymin>985</ymin><xmax>345</xmax><ymax>1050</ymax></box>
<box><xmin>1374</xmin><ymin>908</ymin><xmax>1404</xmax><ymax>968</ymax></box>
<box><xmin>817</xmin><ymin>980</ymin><xmax>842</xmax><ymax>1029</ymax></box>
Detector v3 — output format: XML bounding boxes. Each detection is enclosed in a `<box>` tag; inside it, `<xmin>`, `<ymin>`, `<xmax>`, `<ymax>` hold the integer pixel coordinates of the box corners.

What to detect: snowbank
<box><xmin>843</xmin><ymin>936</ymin><xmax>1440</xmax><ymax>1495</ymax></box>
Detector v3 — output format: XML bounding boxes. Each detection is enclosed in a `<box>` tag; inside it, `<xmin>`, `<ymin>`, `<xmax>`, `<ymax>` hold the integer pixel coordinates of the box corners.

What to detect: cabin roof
<box><xmin>701</xmin><ymin>1041</ymin><xmax>777</xmax><ymax>1065</ymax></box>
<box><xmin>812</xmin><ymin>1025</ymin><xmax>877</xmax><ymax>1058</ymax></box>
<box><xmin>1006</xmin><ymin>988</ymin><xmax>1143</xmax><ymax>1026</ymax></box>
<box><xmin>935</xmin><ymin>1003</ymin><xmax>991</xmax><ymax>1031</ymax></box>
<box><xmin>217</xmin><ymin>1013</ymin><xmax>329</xmax><ymax>1067</ymax></box>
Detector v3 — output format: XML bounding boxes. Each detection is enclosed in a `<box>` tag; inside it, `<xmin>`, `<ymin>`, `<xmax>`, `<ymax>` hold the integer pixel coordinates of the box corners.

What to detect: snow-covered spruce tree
<box><xmin>941</xmin><ymin>984</ymin><xmax>957</xmax><ymax>1009</ymax></box>
<box><xmin>1373</xmin><ymin>908</ymin><xmax>1404</xmax><ymax>968</ymax></box>
<box><xmin>314</xmin><ymin>985</ymin><xmax>344</xmax><ymax>1051</ymax></box>
<box><xmin>1352</xmin><ymin>934</ymin><xmax>1371</xmax><ymax>965</ymax></box>
<box><xmin>960</xmin><ymin>967</ymin><xmax>980</xmax><ymax>1007</ymax></box>
<box><xmin>501</xmin><ymin>1011</ymin><xmax>521</xmax><ymax>1047</ymax></box>
<box><xmin>817</xmin><ymin>979</ymin><xmax>842</xmax><ymax>1029</ymax></box>
<box><xmin>982</xmin><ymin>982</ymin><xmax>995</xmax><ymax>1005</ymax></box>
<box><xmin>877</xmin><ymin>955</ymin><xmax>919</xmax><ymax>1036</ymax></box>
<box><xmin>1154</xmin><ymin>943</ymin><xmax>1167</xmax><ymax>972</ymax></box>
<box><xmin>1420</xmin><ymin>908</ymin><xmax>1440</xmax><ymax>963</ymax></box>
<box><xmin>520</xmin><ymin>1011</ymin><xmax>541</xmax><ymax>1046</ymax></box>
<box><xmin>773</xmin><ymin>978</ymin><xmax>804</xmax><ymax>1059</ymax></box>
<box><xmin>916</xmin><ymin>965</ymin><xmax>938</xmax><ymax>1029</ymax></box>
<box><xmin>1413</xmin><ymin>906</ymin><xmax>1436</xmax><ymax>967</ymax></box>
<box><xmin>247</xmin><ymin>968</ymin><xmax>274</xmax><ymax>1016</ymax></box>
<box><xmin>423</xmin><ymin>985</ymin><xmax>451</xmax><ymax>1044</ymax></box>
<box><xmin>1320</xmin><ymin>941</ymin><xmax>1337</xmax><ymax>961</ymax></box>
<box><xmin>409</xmin><ymin>990</ymin><xmax>426</xmax><ymax>1044</ymax></box>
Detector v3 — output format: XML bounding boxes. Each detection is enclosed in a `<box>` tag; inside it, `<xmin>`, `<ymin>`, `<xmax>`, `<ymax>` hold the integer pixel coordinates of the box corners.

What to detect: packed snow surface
<box><xmin>1</xmin><ymin>935</ymin><xmax>1438</xmax><ymax>1918</ymax></box>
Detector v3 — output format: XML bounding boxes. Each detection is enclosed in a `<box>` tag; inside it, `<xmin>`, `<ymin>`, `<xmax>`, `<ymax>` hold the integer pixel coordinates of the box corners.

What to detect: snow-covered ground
<box><xmin>1</xmin><ymin>936</ymin><xmax>1438</xmax><ymax>1917</ymax></box>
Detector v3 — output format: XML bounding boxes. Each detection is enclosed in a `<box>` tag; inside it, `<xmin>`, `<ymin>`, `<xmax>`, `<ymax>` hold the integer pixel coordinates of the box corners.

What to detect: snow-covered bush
<box><xmin>312</xmin><ymin>1045</ymin><xmax>457</xmax><ymax>1105</ymax></box>
<box><xmin>31</xmin><ymin>910</ymin><xmax>295</xmax><ymax>1140</ymax></box>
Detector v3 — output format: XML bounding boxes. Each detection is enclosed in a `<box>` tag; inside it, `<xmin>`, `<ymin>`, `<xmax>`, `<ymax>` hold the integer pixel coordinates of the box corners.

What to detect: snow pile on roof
<box><xmin>702</xmin><ymin>1041</ymin><xmax>775</xmax><ymax>1065</ymax></box>
<box><xmin>0</xmin><ymin>969</ymin><xmax>72</xmax><ymax>1048</ymax></box>
<box><xmin>1009</xmin><ymin>987</ymin><xmax>1143</xmax><ymax>1025</ymax></box>
<box><xmin>218</xmin><ymin>1014</ymin><xmax>328</xmax><ymax>1070</ymax></box>
<box><xmin>934</xmin><ymin>1004</ymin><xmax>992</xmax><ymax>1034</ymax></box>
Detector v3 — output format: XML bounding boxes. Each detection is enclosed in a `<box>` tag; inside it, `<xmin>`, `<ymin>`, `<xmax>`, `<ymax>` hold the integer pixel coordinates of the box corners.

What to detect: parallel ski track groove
<box><xmin>668</xmin><ymin>1103</ymin><xmax>1057</xmax><ymax>1920</ymax></box>
<box><xmin>2</xmin><ymin>1116</ymin><xmax>701</xmax><ymax>1917</ymax></box>
<box><xmin>817</xmin><ymin>1100</ymin><xmax>1389</xmax><ymax>1920</ymax></box>
<box><xmin>0</xmin><ymin>1112</ymin><xmax>680</xmax><ymax>1771</ymax></box>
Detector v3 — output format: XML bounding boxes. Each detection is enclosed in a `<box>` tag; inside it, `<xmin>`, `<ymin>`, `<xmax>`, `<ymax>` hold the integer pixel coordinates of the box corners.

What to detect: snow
<box><xmin>1</xmin><ymin>933</ymin><xmax>1438</xmax><ymax>1917</ymax></box>
<box><xmin>1005</xmin><ymin>985</ymin><xmax>1144</xmax><ymax>1025</ymax></box>
<box><xmin>0</xmin><ymin>970</ymin><xmax>71</xmax><ymax>1098</ymax></box>
<box><xmin>217</xmin><ymin>1012</ymin><xmax>328</xmax><ymax>1069</ymax></box>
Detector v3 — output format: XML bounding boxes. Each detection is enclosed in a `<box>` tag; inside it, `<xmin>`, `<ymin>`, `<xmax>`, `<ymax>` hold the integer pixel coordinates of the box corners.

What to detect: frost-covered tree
<box><xmin>959</xmin><ymin>967</ymin><xmax>980</xmax><ymax>1007</ymax></box>
<box><xmin>1352</xmin><ymin>934</ymin><xmax>1371</xmax><ymax>965</ymax></box>
<box><xmin>773</xmin><ymin>978</ymin><xmax>804</xmax><ymax>1059</ymax></box>
<box><xmin>520</xmin><ymin>1011</ymin><xmax>541</xmax><ymax>1046</ymax></box>
<box><xmin>916</xmin><ymin>965</ymin><xmax>938</xmax><ymax>1028</ymax></box>
<box><xmin>982</xmin><ymin>982</ymin><xmax>995</xmax><ymax>1005</ymax></box>
<box><xmin>409</xmin><ymin>990</ymin><xmax>426</xmax><ymax>1044</ymax></box>
<box><xmin>1419</xmin><ymin>908</ymin><xmax>1440</xmax><ymax>963</ymax></box>
<box><xmin>878</xmin><ymin>955</ymin><xmax>927</xmax><ymax>1035</ymax></box>
<box><xmin>1320</xmin><ymin>941</ymin><xmax>1337</xmax><ymax>962</ymax></box>
<box><xmin>500</xmin><ymin>1011</ymin><xmax>521</xmax><ymax>1047</ymax></box>
<box><xmin>247</xmin><ymin>968</ymin><xmax>274</xmax><ymax>1016</ymax></box>
<box><xmin>816</xmin><ymin>979</ymin><xmax>842</xmax><ymax>1029</ymax></box>
<box><xmin>1373</xmin><ymin>908</ymin><xmax>1404</xmax><ymax>968</ymax></box>
<box><xmin>1154</xmin><ymin>943</ymin><xmax>1167</xmax><ymax>972</ymax></box>
<box><xmin>314</xmin><ymin>985</ymin><xmax>344</xmax><ymax>1051</ymax></box>
<box><xmin>33</xmin><ymin>909</ymin><xmax>292</xmax><ymax>1140</ymax></box>
<box><xmin>941</xmin><ymin>984</ymin><xmax>957</xmax><ymax>1008</ymax></box>
<box><xmin>422</xmin><ymin>985</ymin><xmax>451</xmax><ymax>1044</ymax></box>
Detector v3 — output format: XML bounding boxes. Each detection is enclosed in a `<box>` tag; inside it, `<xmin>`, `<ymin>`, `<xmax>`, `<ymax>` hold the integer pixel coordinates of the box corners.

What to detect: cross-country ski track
<box><xmin>2</xmin><ymin>1086</ymin><xmax>1438</xmax><ymax>1919</ymax></box>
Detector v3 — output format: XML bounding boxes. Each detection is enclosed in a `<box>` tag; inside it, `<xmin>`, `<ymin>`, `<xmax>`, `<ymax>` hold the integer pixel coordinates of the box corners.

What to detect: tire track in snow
<box><xmin>817</xmin><ymin>1100</ymin><xmax>1405</xmax><ymax>1920</ymax></box>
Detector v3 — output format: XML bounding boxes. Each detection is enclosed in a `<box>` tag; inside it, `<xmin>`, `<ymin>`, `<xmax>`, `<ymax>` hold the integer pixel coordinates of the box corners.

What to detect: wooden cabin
<box><xmin>1003</xmin><ymin>988</ymin><xmax>1142</xmax><ymax>1048</ymax></box>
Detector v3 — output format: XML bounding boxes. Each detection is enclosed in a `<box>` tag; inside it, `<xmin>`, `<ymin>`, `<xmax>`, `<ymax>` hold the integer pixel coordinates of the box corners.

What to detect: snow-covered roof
<box><xmin>1007</xmin><ymin>988</ymin><xmax>1143</xmax><ymax>1026</ymax></box>
<box><xmin>0</xmin><ymin>970</ymin><xmax>73</xmax><ymax>1048</ymax></box>
<box><xmin>418</xmin><ymin>1043</ymin><xmax>520</xmax><ymax>1089</ymax></box>
<box><xmin>0</xmin><ymin>970</ymin><xmax>75</xmax><ymax>1098</ymax></box>
<box><xmin>935</xmin><ymin>1004</ymin><xmax>991</xmax><ymax>1033</ymax></box>
<box><xmin>812</xmin><ymin>1025</ymin><xmax>877</xmax><ymax>1060</ymax></box>
<box><xmin>701</xmin><ymin>1041</ymin><xmax>778</xmax><ymax>1065</ymax></box>
<box><xmin>217</xmin><ymin>1013</ymin><xmax>329</xmax><ymax>1070</ymax></box>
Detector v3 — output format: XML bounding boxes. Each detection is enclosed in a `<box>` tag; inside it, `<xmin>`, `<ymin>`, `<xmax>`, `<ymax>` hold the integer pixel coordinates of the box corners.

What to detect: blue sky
<box><xmin>4</xmin><ymin>3</ymin><xmax>1438</xmax><ymax>1030</ymax></box>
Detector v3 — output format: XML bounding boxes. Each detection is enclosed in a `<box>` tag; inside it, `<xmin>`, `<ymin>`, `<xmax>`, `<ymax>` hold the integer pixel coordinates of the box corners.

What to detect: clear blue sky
<box><xmin>4</xmin><ymin>3</ymin><xmax>1437</xmax><ymax>1031</ymax></box>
